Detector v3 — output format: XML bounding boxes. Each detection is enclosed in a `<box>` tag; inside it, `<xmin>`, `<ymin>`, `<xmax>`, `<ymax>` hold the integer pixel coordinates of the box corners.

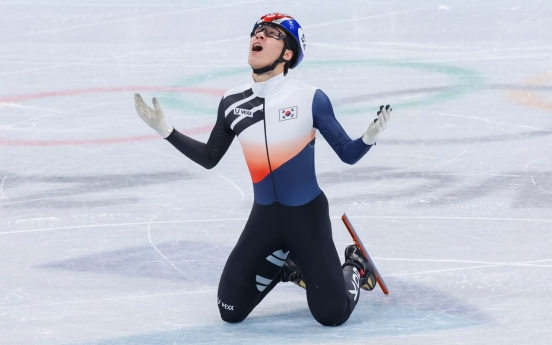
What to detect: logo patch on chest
<box><xmin>279</xmin><ymin>106</ymin><xmax>298</xmax><ymax>121</ymax></box>
<box><xmin>234</xmin><ymin>108</ymin><xmax>254</xmax><ymax>117</ymax></box>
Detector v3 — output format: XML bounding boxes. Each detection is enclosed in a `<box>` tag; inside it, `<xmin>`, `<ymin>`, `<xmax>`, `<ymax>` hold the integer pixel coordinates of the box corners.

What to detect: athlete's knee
<box><xmin>313</xmin><ymin>311</ymin><xmax>349</xmax><ymax>327</ymax></box>
<box><xmin>218</xmin><ymin>297</ymin><xmax>248</xmax><ymax>323</ymax></box>
<box><xmin>310</xmin><ymin>303</ymin><xmax>350</xmax><ymax>326</ymax></box>
<box><xmin>220</xmin><ymin>310</ymin><xmax>247</xmax><ymax>323</ymax></box>
<box><xmin>219</xmin><ymin>308</ymin><xmax>248</xmax><ymax>323</ymax></box>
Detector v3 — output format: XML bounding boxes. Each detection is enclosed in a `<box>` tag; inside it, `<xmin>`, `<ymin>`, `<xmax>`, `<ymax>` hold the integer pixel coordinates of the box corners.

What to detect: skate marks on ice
<box><xmin>70</xmin><ymin>278</ymin><xmax>486</xmax><ymax>345</ymax></box>
<box><xmin>39</xmin><ymin>239</ymin><xmax>487</xmax><ymax>344</ymax></box>
<box><xmin>40</xmin><ymin>240</ymin><xmax>233</xmax><ymax>288</ymax></box>
<box><xmin>332</xmin><ymin>83</ymin><xmax>552</xmax><ymax>110</ymax></box>
<box><xmin>0</xmin><ymin>171</ymin><xmax>194</xmax><ymax>208</ymax></box>
<box><xmin>318</xmin><ymin>167</ymin><xmax>552</xmax><ymax>208</ymax></box>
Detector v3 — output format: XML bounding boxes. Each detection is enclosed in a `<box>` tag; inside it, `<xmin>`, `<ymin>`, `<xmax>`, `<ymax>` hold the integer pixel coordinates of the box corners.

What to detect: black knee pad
<box><xmin>314</xmin><ymin>314</ymin><xmax>348</xmax><ymax>327</ymax></box>
<box><xmin>310</xmin><ymin>304</ymin><xmax>350</xmax><ymax>327</ymax></box>
<box><xmin>219</xmin><ymin>311</ymin><xmax>247</xmax><ymax>323</ymax></box>
<box><xmin>218</xmin><ymin>297</ymin><xmax>247</xmax><ymax>323</ymax></box>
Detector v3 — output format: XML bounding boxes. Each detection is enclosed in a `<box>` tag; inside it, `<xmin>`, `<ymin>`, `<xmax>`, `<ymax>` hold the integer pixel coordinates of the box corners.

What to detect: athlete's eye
<box><xmin>265</xmin><ymin>28</ymin><xmax>280</xmax><ymax>37</ymax></box>
<box><xmin>253</xmin><ymin>24</ymin><xmax>286</xmax><ymax>40</ymax></box>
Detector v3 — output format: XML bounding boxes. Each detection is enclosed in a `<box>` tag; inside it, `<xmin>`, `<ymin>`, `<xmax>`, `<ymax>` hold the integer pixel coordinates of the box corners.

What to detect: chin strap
<box><xmin>252</xmin><ymin>45</ymin><xmax>288</xmax><ymax>74</ymax></box>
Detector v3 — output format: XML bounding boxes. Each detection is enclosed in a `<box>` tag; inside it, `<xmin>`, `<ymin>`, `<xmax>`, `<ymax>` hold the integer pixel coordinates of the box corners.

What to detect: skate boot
<box><xmin>280</xmin><ymin>256</ymin><xmax>306</xmax><ymax>290</ymax></box>
<box><xmin>343</xmin><ymin>244</ymin><xmax>377</xmax><ymax>291</ymax></box>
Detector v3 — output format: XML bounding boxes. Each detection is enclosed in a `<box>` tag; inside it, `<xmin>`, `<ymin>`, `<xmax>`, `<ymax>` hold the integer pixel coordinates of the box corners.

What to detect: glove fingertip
<box><xmin>152</xmin><ymin>97</ymin><xmax>161</xmax><ymax>110</ymax></box>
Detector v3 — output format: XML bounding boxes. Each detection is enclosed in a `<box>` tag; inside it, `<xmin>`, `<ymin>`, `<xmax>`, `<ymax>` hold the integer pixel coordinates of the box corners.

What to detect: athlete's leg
<box><xmin>282</xmin><ymin>192</ymin><xmax>360</xmax><ymax>326</ymax></box>
<box><xmin>217</xmin><ymin>202</ymin><xmax>287</xmax><ymax>323</ymax></box>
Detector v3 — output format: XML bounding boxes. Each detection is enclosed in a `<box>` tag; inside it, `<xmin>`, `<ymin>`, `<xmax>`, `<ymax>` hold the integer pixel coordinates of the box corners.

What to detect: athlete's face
<box><xmin>248</xmin><ymin>24</ymin><xmax>293</xmax><ymax>70</ymax></box>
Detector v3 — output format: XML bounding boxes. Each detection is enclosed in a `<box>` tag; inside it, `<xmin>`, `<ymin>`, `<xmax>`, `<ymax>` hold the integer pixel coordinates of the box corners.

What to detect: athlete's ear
<box><xmin>283</xmin><ymin>49</ymin><xmax>294</xmax><ymax>62</ymax></box>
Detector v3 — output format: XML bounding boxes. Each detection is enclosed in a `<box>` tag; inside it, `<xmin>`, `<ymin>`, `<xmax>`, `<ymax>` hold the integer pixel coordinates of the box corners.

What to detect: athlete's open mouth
<box><xmin>252</xmin><ymin>43</ymin><xmax>263</xmax><ymax>52</ymax></box>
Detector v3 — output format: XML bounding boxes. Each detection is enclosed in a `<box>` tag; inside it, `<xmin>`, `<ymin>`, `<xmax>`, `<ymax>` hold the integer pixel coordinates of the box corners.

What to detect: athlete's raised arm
<box><xmin>312</xmin><ymin>89</ymin><xmax>391</xmax><ymax>164</ymax></box>
<box><xmin>134</xmin><ymin>93</ymin><xmax>235</xmax><ymax>169</ymax></box>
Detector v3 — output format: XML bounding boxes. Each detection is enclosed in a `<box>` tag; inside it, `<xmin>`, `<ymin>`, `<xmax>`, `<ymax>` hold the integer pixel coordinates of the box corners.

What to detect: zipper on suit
<box><xmin>262</xmin><ymin>98</ymin><xmax>278</xmax><ymax>201</ymax></box>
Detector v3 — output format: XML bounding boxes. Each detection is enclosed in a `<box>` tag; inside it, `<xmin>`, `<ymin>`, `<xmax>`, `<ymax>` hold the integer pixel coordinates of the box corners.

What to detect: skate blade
<box><xmin>342</xmin><ymin>213</ymin><xmax>389</xmax><ymax>295</ymax></box>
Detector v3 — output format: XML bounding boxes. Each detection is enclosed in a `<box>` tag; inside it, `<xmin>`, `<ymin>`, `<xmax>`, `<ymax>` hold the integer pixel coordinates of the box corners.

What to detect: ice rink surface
<box><xmin>1</xmin><ymin>0</ymin><xmax>551</xmax><ymax>344</ymax></box>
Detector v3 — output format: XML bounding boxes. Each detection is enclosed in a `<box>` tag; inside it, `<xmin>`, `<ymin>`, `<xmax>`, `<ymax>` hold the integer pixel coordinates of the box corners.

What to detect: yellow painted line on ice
<box><xmin>509</xmin><ymin>70</ymin><xmax>552</xmax><ymax>112</ymax></box>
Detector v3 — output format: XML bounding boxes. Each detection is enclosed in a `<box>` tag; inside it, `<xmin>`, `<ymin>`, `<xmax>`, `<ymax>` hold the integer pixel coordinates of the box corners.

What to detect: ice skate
<box><xmin>343</xmin><ymin>244</ymin><xmax>377</xmax><ymax>291</ymax></box>
<box><xmin>280</xmin><ymin>256</ymin><xmax>306</xmax><ymax>289</ymax></box>
<box><xmin>341</xmin><ymin>213</ymin><xmax>389</xmax><ymax>294</ymax></box>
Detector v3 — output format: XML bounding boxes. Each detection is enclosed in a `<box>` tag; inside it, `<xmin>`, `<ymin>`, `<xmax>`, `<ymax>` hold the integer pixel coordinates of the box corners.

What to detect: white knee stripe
<box><xmin>256</xmin><ymin>275</ymin><xmax>272</xmax><ymax>285</ymax></box>
<box><xmin>256</xmin><ymin>284</ymin><xmax>267</xmax><ymax>292</ymax></box>
<box><xmin>266</xmin><ymin>255</ymin><xmax>285</xmax><ymax>266</ymax></box>
<box><xmin>272</xmin><ymin>250</ymin><xmax>289</xmax><ymax>260</ymax></box>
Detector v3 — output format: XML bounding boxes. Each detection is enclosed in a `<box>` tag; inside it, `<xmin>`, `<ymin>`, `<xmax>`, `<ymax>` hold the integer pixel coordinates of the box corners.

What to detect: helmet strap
<box><xmin>252</xmin><ymin>44</ymin><xmax>288</xmax><ymax>74</ymax></box>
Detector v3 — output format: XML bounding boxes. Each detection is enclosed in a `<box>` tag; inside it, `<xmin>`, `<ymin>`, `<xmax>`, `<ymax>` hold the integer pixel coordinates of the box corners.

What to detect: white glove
<box><xmin>362</xmin><ymin>104</ymin><xmax>391</xmax><ymax>145</ymax></box>
<box><xmin>134</xmin><ymin>93</ymin><xmax>173</xmax><ymax>138</ymax></box>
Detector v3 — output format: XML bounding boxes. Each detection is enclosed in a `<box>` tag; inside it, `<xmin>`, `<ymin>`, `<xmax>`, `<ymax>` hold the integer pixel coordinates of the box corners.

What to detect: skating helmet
<box><xmin>250</xmin><ymin>13</ymin><xmax>306</xmax><ymax>72</ymax></box>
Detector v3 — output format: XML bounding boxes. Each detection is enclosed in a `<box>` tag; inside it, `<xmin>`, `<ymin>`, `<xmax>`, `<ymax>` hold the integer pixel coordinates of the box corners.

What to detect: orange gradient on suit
<box><xmin>240</xmin><ymin>139</ymin><xmax>271</xmax><ymax>183</ymax></box>
<box><xmin>240</xmin><ymin>130</ymin><xmax>316</xmax><ymax>183</ymax></box>
<box><xmin>266</xmin><ymin>130</ymin><xmax>316</xmax><ymax>171</ymax></box>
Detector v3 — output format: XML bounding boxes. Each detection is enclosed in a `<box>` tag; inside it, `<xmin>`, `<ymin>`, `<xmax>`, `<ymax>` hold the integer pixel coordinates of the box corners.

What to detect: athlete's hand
<box><xmin>134</xmin><ymin>93</ymin><xmax>173</xmax><ymax>138</ymax></box>
<box><xmin>362</xmin><ymin>104</ymin><xmax>391</xmax><ymax>145</ymax></box>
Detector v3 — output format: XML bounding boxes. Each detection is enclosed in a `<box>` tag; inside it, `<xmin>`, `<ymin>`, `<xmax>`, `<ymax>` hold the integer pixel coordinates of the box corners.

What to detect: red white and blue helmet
<box><xmin>251</xmin><ymin>13</ymin><xmax>306</xmax><ymax>69</ymax></box>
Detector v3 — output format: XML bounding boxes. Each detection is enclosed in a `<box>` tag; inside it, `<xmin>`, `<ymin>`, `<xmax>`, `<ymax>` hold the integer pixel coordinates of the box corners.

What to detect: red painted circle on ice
<box><xmin>0</xmin><ymin>86</ymin><xmax>224</xmax><ymax>146</ymax></box>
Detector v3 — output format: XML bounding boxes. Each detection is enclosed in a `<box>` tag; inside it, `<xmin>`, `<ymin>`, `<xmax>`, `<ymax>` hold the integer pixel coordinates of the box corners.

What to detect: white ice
<box><xmin>1</xmin><ymin>1</ymin><xmax>551</xmax><ymax>344</ymax></box>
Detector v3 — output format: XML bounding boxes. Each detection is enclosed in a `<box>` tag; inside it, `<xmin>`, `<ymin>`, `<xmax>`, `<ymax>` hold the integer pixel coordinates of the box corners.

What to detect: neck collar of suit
<box><xmin>252</xmin><ymin>73</ymin><xmax>286</xmax><ymax>98</ymax></box>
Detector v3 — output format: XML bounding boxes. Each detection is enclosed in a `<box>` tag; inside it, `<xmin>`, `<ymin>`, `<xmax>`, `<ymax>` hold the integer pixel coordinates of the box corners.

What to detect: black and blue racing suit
<box><xmin>166</xmin><ymin>73</ymin><xmax>372</xmax><ymax>326</ymax></box>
